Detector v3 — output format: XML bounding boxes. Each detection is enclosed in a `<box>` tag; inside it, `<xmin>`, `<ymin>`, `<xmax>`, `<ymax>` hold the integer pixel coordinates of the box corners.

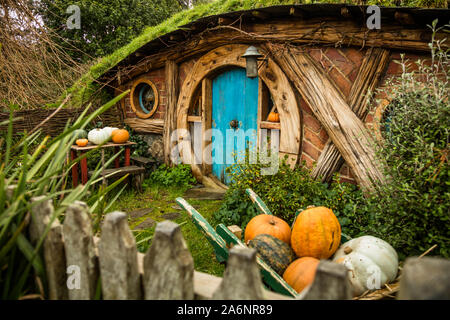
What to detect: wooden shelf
<box><xmin>260</xmin><ymin>121</ymin><xmax>280</xmax><ymax>130</ymax></box>
<box><xmin>71</xmin><ymin>141</ymin><xmax>136</xmax><ymax>151</ymax></box>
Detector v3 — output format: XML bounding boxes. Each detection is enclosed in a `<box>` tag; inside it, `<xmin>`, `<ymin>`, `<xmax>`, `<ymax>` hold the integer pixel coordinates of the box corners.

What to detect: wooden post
<box><xmin>70</xmin><ymin>149</ymin><xmax>78</xmax><ymax>187</ymax></box>
<box><xmin>213</xmin><ymin>247</ymin><xmax>265</xmax><ymax>300</ymax></box>
<box><xmin>63</xmin><ymin>201</ymin><xmax>99</xmax><ymax>300</ymax></box>
<box><xmin>124</xmin><ymin>146</ymin><xmax>131</xmax><ymax>166</ymax></box>
<box><xmin>201</xmin><ymin>78</ymin><xmax>212</xmax><ymax>174</ymax></box>
<box><xmin>312</xmin><ymin>48</ymin><xmax>390</xmax><ymax>182</ymax></box>
<box><xmin>163</xmin><ymin>59</ymin><xmax>179</xmax><ymax>165</ymax></box>
<box><xmin>30</xmin><ymin>197</ymin><xmax>68</xmax><ymax>300</ymax></box>
<box><xmin>114</xmin><ymin>146</ymin><xmax>120</xmax><ymax>168</ymax></box>
<box><xmin>298</xmin><ymin>260</ymin><xmax>352</xmax><ymax>300</ymax></box>
<box><xmin>98</xmin><ymin>211</ymin><xmax>141</xmax><ymax>300</ymax></box>
<box><xmin>80</xmin><ymin>151</ymin><xmax>88</xmax><ymax>185</ymax></box>
<box><xmin>143</xmin><ymin>221</ymin><xmax>194</xmax><ymax>300</ymax></box>
<box><xmin>267</xmin><ymin>44</ymin><xmax>386</xmax><ymax>192</ymax></box>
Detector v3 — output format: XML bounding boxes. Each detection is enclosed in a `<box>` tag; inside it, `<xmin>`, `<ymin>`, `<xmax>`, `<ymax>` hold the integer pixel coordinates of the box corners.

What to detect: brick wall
<box><xmin>122</xmin><ymin>67</ymin><xmax>166</xmax><ymax>120</ymax></box>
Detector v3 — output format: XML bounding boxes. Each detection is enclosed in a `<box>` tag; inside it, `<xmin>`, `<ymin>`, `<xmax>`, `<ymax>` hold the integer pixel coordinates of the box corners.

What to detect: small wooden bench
<box><xmin>89</xmin><ymin>165</ymin><xmax>146</xmax><ymax>192</ymax></box>
<box><xmin>130</xmin><ymin>155</ymin><xmax>156</xmax><ymax>166</ymax></box>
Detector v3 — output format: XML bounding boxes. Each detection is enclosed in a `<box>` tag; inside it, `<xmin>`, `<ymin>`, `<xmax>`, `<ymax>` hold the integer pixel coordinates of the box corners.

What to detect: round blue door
<box><xmin>211</xmin><ymin>68</ymin><xmax>259</xmax><ymax>184</ymax></box>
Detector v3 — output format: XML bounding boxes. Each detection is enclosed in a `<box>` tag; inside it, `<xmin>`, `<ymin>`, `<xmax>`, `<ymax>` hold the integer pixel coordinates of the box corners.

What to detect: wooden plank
<box><xmin>164</xmin><ymin>60</ymin><xmax>178</xmax><ymax>164</ymax></box>
<box><xmin>187</xmin><ymin>115</ymin><xmax>202</xmax><ymax>122</ymax></box>
<box><xmin>201</xmin><ymin>78</ymin><xmax>212</xmax><ymax>175</ymax></box>
<box><xmin>245</xmin><ymin>188</ymin><xmax>273</xmax><ymax>215</ymax></box>
<box><xmin>260</xmin><ymin>121</ymin><xmax>281</xmax><ymax>130</ymax></box>
<box><xmin>215</xmin><ymin>224</ymin><xmax>298</xmax><ymax>298</ymax></box>
<box><xmin>267</xmin><ymin>44</ymin><xmax>386</xmax><ymax>191</ymax></box>
<box><xmin>63</xmin><ymin>201</ymin><xmax>99</xmax><ymax>300</ymax></box>
<box><xmin>212</xmin><ymin>247</ymin><xmax>265</xmax><ymax>300</ymax></box>
<box><xmin>194</xmin><ymin>271</ymin><xmax>291</xmax><ymax>300</ymax></box>
<box><xmin>176</xmin><ymin>197</ymin><xmax>228</xmax><ymax>263</ymax></box>
<box><xmin>98</xmin><ymin>211</ymin><xmax>141</xmax><ymax>299</ymax></box>
<box><xmin>70</xmin><ymin>141</ymin><xmax>136</xmax><ymax>151</ymax></box>
<box><xmin>312</xmin><ymin>48</ymin><xmax>390</xmax><ymax>182</ymax></box>
<box><xmin>124</xmin><ymin>118</ymin><xmax>164</xmax><ymax>134</ymax></box>
<box><xmin>130</xmin><ymin>155</ymin><xmax>156</xmax><ymax>165</ymax></box>
<box><xmin>227</xmin><ymin>225</ymin><xmax>242</xmax><ymax>240</ymax></box>
<box><xmin>88</xmin><ymin>165</ymin><xmax>145</xmax><ymax>178</ymax></box>
<box><xmin>143</xmin><ymin>221</ymin><xmax>194</xmax><ymax>299</ymax></box>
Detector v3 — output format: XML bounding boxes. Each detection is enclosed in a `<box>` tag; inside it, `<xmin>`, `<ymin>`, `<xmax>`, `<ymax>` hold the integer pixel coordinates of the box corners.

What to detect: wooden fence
<box><xmin>0</xmin><ymin>105</ymin><xmax>123</xmax><ymax>137</ymax></box>
<box><xmin>30</xmin><ymin>196</ymin><xmax>450</xmax><ymax>300</ymax></box>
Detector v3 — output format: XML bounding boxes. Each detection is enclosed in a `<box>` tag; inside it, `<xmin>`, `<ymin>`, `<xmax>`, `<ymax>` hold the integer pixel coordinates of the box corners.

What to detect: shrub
<box><xmin>362</xmin><ymin>21</ymin><xmax>450</xmax><ymax>259</ymax></box>
<box><xmin>146</xmin><ymin>164</ymin><xmax>196</xmax><ymax>190</ymax></box>
<box><xmin>213</xmin><ymin>157</ymin><xmax>368</xmax><ymax>240</ymax></box>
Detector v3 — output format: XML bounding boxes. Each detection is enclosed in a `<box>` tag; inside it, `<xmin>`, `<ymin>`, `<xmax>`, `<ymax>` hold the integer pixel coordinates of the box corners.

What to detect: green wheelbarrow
<box><xmin>176</xmin><ymin>188</ymin><xmax>299</xmax><ymax>298</ymax></box>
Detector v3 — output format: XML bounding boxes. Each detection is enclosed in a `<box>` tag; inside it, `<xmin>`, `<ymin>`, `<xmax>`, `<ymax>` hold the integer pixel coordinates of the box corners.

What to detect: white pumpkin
<box><xmin>88</xmin><ymin>128</ymin><xmax>109</xmax><ymax>145</ymax></box>
<box><xmin>102</xmin><ymin>127</ymin><xmax>118</xmax><ymax>138</ymax></box>
<box><xmin>332</xmin><ymin>235</ymin><xmax>398</xmax><ymax>296</ymax></box>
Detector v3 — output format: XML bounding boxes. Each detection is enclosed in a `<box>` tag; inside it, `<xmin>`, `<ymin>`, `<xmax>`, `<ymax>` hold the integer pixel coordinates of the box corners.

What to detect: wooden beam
<box><xmin>187</xmin><ymin>115</ymin><xmax>202</xmax><ymax>122</ymax></box>
<box><xmin>115</xmin><ymin>18</ymin><xmax>444</xmax><ymax>82</ymax></box>
<box><xmin>260</xmin><ymin>121</ymin><xmax>281</xmax><ymax>130</ymax></box>
<box><xmin>267</xmin><ymin>44</ymin><xmax>386</xmax><ymax>191</ymax></box>
<box><xmin>218</xmin><ymin>17</ymin><xmax>233</xmax><ymax>25</ymax></box>
<box><xmin>395</xmin><ymin>11</ymin><xmax>415</xmax><ymax>25</ymax></box>
<box><xmin>124</xmin><ymin>118</ymin><xmax>164</xmax><ymax>134</ymax></box>
<box><xmin>251</xmin><ymin>10</ymin><xmax>269</xmax><ymax>20</ymax></box>
<box><xmin>201</xmin><ymin>78</ymin><xmax>212</xmax><ymax>175</ymax></box>
<box><xmin>312</xmin><ymin>48</ymin><xmax>390</xmax><ymax>182</ymax></box>
<box><xmin>163</xmin><ymin>60</ymin><xmax>178</xmax><ymax>165</ymax></box>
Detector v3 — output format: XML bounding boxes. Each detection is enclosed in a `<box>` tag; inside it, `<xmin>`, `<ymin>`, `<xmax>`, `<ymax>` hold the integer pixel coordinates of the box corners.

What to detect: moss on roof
<box><xmin>66</xmin><ymin>0</ymin><xmax>446</xmax><ymax>107</ymax></box>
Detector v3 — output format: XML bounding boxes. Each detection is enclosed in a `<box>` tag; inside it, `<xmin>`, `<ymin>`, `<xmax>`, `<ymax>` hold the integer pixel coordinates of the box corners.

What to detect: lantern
<box><xmin>242</xmin><ymin>46</ymin><xmax>263</xmax><ymax>78</ymax></box>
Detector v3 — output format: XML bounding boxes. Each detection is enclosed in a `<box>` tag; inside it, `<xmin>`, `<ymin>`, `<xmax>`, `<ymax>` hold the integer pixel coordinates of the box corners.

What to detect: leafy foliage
<box><xmin>145</xmin><ymin>164</ymin><xmax>197</xmax><ymax>190</ymax></box>
<box><xmin>362</xmin><ymin>21</ymin><xmax>450</xmax><ymax>259</ymax></box>
<box><xmin>213</xmin><ymin>158</ymin><xmax>367</xmax><ymax>240</ymax></box>
<box><xmin>0</xmin><ymin>91</ymin><xmax>129</xmax><ymax>299</ymax></box>
<box><xmin>36</xmin><ymin>0</ymin><xmax>182</xmax><ymax>62</ymax></box>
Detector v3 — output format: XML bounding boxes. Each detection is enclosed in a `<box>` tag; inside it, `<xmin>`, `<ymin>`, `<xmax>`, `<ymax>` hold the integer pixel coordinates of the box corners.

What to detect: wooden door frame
<box><xmin>176</xmin><ymin>44</ymin><xmax>301</xmax><ymax>183</ymax></box>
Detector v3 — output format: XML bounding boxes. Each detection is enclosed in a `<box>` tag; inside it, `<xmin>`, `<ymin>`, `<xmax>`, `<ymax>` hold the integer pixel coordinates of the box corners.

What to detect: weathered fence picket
<box><xmin>143</xmin><ymin>220</ymin><xmax>194</xmax><ymax>300</ymax></box>
<box><xmin>30</xmin><ymin>196</ymin><xmax>67</xmax><ymax>300</ymax></box>
<box><xmin>63</xmin><ymin>201</ymin><xmax>99</xmax><ymax>300</ymax></box>
<box><xmin>298</xmin><ymin>260</ymin><xmax>352</xmax><ymax>300</ymax></box>
<box><xmin>27</xmin><ymin>198</ymin><xmax>449</xmax><ymax>300</ymax></box>
<box><xmin>213</xmin><ymin>246</ymin><xmax>265</xmax><ymax>300</ymax></box>
<box><xmin>98</xmin><ymin>211</ymin><xmax>142</xmax><ymax>300</ymax></box>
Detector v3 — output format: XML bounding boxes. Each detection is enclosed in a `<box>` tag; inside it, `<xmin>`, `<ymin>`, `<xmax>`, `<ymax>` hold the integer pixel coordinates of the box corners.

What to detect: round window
<box><xmin>130</xmin><ymin>79</ymin><xmax>159</xmax><ymax>119</ymax></box>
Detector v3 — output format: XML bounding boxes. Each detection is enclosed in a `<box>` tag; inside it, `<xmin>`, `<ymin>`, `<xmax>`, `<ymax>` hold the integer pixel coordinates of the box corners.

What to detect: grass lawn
<box><xmin>107</xmin><ymin>184</ymin><xmax>226</xmax><ymax>277</ymax></box>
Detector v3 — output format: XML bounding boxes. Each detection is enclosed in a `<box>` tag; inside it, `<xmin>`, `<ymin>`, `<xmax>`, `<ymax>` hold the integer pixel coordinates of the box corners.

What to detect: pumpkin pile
<box><xmin>244</xmin><ymin>206</ymin><xmax>398</xmax><ymax>296</ymax></box>
<box><xmin>74</xmin><ymin>127</ymin><xmax>130</xmax><ymax>146</ymax></box>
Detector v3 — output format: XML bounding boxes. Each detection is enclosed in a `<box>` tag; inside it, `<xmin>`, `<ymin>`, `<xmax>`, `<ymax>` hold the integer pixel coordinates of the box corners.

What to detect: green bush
<box><xmin>213</xmin><ymin>158</ymin><xmax>368</xmax><ymax>240</ymax></box>
<box><xmin>361</xmin><ymin>21</ymin><xmax>450</xmax><ymax>259</ymax></box>
<box><xmin>145</xmin><ymin>164</ymin><xmax>196</xmax><ymax>190</ymax></box>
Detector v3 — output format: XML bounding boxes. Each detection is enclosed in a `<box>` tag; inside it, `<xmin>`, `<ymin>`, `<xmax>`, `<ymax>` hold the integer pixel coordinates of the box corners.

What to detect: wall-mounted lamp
<box><xmin>242</xmin><ymin>46</ymin><xmax>263</xmax><ymax>78</ymax></box>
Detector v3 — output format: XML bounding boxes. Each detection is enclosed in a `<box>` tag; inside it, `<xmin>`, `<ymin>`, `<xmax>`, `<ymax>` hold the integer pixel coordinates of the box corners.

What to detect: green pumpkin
<box><xmin>248</xmin><ymin>234</ymin><xmax>295</xmax><ymax>275</ymax></box>
<box><xmin>73</xmin><ymin>129</ymin><xmax>87</xmax><ymax>139</ymax></box>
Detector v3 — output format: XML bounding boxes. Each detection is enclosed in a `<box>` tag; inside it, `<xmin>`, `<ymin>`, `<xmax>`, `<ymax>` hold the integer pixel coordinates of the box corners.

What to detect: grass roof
<box><xmin>66</xmin><ymin>0</ymin><xmax>446</xmax><ymax>108</ymax></box>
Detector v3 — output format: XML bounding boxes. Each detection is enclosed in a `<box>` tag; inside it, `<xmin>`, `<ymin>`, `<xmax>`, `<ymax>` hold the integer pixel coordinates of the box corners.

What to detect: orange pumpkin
<box><xmin>111</xmin><ymin>129</ymin><xmax>130</xmax><ymax>144</ymax></box>
<box><xmin>267</xmin><ymin>111</ymin><xmax>279</xmax><ymax>122</ymax></box>
<box><xmin>283</xmin><ymin>257</ymin><xmax>319</xmax><ymax>293</ymax></box>
<box><xmin>291</xmin><ymin>206</ymin><xmax>341</xmax><ymax>259</ymax></box>
<box><xmin>75</xmin><ymin>138</ymin><xmax>89</xmax><ymax>147</ymax></box>
<box><xmin>244</xmin><ymin>214</ymin><xmax>291</xmax><ymax>245</ymax></box>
